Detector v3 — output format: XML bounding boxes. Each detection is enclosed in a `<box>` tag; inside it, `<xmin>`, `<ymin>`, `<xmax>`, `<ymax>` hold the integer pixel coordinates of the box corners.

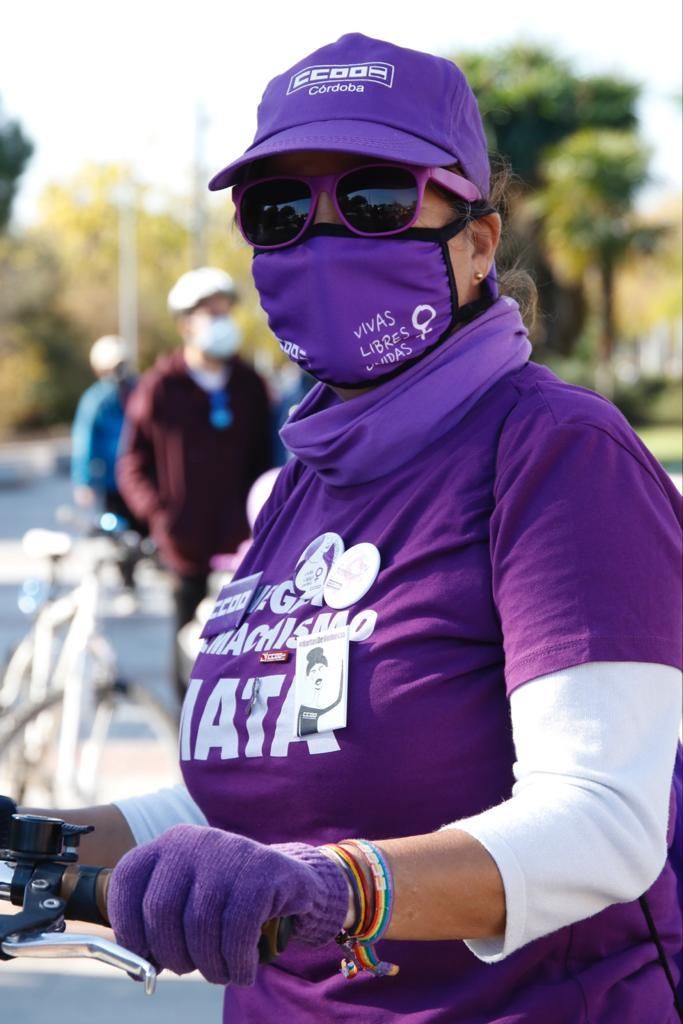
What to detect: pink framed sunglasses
<box><xmin>233</xmin><ymin>163</ymin><xmax>482</xmax><ymax>249</ymax></box>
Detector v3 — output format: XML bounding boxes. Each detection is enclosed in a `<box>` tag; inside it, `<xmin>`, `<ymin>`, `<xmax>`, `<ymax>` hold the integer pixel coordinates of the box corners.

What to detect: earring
<box><xmin>474</xmin><ymin>271</ymin><xmax>485</xmax><ymax>281</ymax></box>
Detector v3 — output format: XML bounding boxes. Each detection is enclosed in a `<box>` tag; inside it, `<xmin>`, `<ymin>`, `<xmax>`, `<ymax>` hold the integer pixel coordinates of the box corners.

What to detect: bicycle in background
<box><xmin>0</xmin><ymin>511</ymin><xmax>179</xmax><ymax>806</ymax></box>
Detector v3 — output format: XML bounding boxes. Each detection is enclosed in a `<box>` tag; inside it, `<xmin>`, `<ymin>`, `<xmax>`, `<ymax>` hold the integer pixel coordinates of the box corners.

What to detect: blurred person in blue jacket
<box><xmin>71</xmin><ymin>334</ymin><xmax>143</xmax><ymax>589</ymax></box>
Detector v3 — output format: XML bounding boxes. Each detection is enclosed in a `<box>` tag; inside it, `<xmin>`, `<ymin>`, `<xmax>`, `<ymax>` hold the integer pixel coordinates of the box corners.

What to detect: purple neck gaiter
<box><xmin>280</xmin><ymin>296</ymin><xmax>532</xmax><ymax>486</ymax></box>
<box><xmin>253</xmin><ymin>228</ymin><xmax>486</xmax><ymax>389</ymax></box>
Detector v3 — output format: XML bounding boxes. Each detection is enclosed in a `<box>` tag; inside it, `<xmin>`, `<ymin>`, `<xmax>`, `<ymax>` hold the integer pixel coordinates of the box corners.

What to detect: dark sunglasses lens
<box><xmin>240</xmin><ymin>180</ymin><xmax>312</xmax><ymax>246</ymax></box>
<box><xmin>337</xmin><ymin>167</ymin><xmax>418</xmax><ymax>234</ymax></box>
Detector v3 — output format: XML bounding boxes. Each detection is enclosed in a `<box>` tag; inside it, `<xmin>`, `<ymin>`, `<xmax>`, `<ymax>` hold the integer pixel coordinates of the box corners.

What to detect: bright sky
<box><xmin>3</xmin><ymin>0</ymin><xmax>682</xmax><ymax>224</ymax></box>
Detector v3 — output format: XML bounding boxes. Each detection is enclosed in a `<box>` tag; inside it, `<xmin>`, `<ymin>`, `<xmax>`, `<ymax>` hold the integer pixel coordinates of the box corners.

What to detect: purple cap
<box><xmin>209</xmin><ymin>33</ymin><xmax>490</xmax><ymax>195</ymax></box>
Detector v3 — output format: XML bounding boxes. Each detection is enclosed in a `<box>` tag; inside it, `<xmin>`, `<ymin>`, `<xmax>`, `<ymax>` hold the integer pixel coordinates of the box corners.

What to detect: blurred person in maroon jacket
<box><xmin>117</xmin><ymin>267</ymin><xmax>273</xmax><ymax>701</ymax></box>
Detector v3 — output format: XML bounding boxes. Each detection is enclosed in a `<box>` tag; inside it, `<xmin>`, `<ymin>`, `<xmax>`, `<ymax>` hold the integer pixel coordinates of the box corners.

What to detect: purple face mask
<box><xmin>252</xmin><ymin>224</ymin><xmax>490</xmax><ymax>389</ymax></box>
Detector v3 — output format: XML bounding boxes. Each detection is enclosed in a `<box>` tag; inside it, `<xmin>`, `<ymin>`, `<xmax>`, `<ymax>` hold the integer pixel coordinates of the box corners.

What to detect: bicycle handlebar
<box><xmin>0</xmin><ymin>814</ymin><xmax>156</xmax><ymax>992</ymax></box>
<box><xmin>0</xmin><ymin>813</ymin><xmax>292</xmax><ymax>993</ymax></box>
<box><xmin>53</xmin><ymin>505</ymin><xmax>157</xmax><ymax>562</ymax></box>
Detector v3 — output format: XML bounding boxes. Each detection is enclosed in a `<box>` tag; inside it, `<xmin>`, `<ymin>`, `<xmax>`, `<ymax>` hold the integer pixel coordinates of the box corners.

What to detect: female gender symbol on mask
<box><xmin>411</xmin><ymin>304</ymin><xmax>437</xmax><ymax>340</ymax></box>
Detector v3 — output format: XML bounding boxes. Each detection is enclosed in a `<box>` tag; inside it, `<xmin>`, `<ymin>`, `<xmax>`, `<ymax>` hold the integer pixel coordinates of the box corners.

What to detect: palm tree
<box><xmin>456</xmin><ymin>46</ymin><xmax>641</xmax><ymax>356</ymax></box>
<box><xmin>537</xmin><ymin>129</ymin><xmax>665</xmax><ymax>395</ymax></box>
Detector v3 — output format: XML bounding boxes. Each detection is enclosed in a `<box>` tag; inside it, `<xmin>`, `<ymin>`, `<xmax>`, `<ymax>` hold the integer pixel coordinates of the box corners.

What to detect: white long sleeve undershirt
<box><xmin>447</xmin><ymin>661</ymin><xmax>682</xmax><ymax>961</ymax></box>
<box><xmin>114</xmin><ymin>660</ymin><xmax>682</xmax><ymax>963</ymax></box>
<box><xmin>114</xmin><ymin>783</ymin><xmax>207</xmax><ymax>844</ymax></box>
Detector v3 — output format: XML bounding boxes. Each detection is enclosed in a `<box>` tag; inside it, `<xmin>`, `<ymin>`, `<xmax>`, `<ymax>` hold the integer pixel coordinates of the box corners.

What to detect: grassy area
<box><xmin>636</xmin><ymin>424</ymin><xmax>683</xmax><ymax>468</ymax></box>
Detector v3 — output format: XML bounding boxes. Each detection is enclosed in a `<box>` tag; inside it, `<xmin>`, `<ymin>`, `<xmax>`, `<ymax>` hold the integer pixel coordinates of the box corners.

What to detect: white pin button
<box><xmin>294</xmin><ymin>532</ymin><xmax>344</xmax><ymax>603</ymax></box>
<box><xmin>323</xmin><ymin>543</ymin><xmax>381</xmax><ymax>610</ymax></box>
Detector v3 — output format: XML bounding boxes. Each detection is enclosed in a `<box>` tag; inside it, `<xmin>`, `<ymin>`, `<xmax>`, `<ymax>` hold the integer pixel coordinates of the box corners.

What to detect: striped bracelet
<box><xmin>324</xmin><ymin>839</ymin><xmax>400</xmax><ymax>979</ymax></box>
<box><xmin>324</xmin><ymin>843</ymin><xmax>366</xmax><ymax>934</ymax></box>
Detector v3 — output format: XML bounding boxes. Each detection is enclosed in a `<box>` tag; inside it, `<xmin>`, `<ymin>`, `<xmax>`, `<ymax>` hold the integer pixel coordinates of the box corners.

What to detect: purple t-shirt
<box><xmin>181</xmin><ymin>362</ymin><xmax>682</xmax><ymax>1023</ymax></box>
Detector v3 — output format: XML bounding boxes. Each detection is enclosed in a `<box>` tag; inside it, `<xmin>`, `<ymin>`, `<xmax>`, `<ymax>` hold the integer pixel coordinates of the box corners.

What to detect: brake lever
<box><xmin>1</xmin><ymin>931</ymin><xmax>157</xmax><ymax>994</ymax></box>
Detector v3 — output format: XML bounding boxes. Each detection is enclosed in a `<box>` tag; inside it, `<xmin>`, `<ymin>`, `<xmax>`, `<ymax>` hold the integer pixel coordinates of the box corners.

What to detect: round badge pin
<box><xmin>294</xmin><ymin>532</ymin><xmax>345</xmax><ymax>602</ymax></box>
<box><xmin>323</xmin><ymin>543</ymin><xmax>381</xmax><ymax>610</ymax></box>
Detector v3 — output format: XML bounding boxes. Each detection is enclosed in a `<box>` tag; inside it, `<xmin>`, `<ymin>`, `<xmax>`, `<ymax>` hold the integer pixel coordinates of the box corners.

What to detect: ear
<box><xmin>469</xmin><ymin>212</ymin><xmax>501</xmax><ymax>265</ymax></box>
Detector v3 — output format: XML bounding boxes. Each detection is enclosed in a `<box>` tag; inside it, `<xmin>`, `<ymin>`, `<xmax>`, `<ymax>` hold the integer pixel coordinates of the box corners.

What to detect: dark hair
<box><xmin>442</xmin><ymin>158</ymin><xmax>538</xmax><ymax>331</ymax></box>
<box><xmin>487</xmin><ymin>157</ymin><xmax>538</xmax><ymax>331</ymax></box>
<box><xmin>307</xmin><ymin>647</ymin><xmax>328</xmax><ymax>673</ymax></box>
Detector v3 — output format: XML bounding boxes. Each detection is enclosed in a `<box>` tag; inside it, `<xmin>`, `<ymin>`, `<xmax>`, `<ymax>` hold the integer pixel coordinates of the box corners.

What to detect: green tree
<box><xmin>454</xmin><ymin>47</ymin><xmax>643</xmax><ymax>356</ymax></box>
<box><xmin>537</xmin><ymin>129</ymin><xmax>665</xmax><ymax>393</ymax></box>
<box><xmin>616</xmin><ymin>197</ymin><xmax>683</xmax><ymax>334</ymax></box>
<box><xmin>458</xmin><ymin>46</ymin><xmax>638</xmax><ymax>188</ymax></box>
<box><xmin>33</xmin><ymin>162</ymin><xmax>281</xmax><ymax>373</ymax></box>
<box><xmin>0</xmin><ymin>99</ymin><xmax>33</xmax><ymax>230</ymax></box>
<box><xmin>0</xmin><ymin>234</ymin><xmax>88</xmax><ymax>434</ymax></box>
<box><xmin>0</xmin><ymin>160</ymin><xmax>285</xmax><ymax>435</ymax></box>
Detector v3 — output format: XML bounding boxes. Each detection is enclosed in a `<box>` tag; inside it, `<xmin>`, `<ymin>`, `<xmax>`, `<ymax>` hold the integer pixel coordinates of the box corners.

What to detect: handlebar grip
<box><xmin>61</xmin><ymin>865</ymin><xmax>112</xmax><ymax>927</ymax></box>
<box><xmin>0</xmin><ymin>797</ymin><xmax>18</xmax><ymax>851</ymax></box>
<box><xmin>258</xmin><ymin>915</ymin><xmax>293</xmax><ymax>963</ymax></box>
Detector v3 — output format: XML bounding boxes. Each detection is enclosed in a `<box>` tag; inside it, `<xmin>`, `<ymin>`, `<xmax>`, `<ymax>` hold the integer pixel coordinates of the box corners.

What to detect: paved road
<box><xmin>3</xmin><ymin>957</ymin><xmax>224</xmax><ymax>1024</ymax></box>
<box><xmin>0</xmin><ymin>441</ymin><xmax>224</xmax><ymax>1021</ymax></box>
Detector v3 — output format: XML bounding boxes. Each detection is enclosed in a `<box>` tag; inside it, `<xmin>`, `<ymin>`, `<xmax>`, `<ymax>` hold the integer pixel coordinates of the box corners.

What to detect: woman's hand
<box><xmin>107</xmin><ymin>825</ymin><xmax>349</xmax><ymax>985</ymax></box>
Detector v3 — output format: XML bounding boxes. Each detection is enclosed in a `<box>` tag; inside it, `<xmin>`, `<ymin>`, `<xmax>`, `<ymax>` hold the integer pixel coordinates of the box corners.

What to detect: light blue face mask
<box><xmin>194</xmin><ymin>315</ymin><xmax>242</xmax><ymax>360</ymax></box>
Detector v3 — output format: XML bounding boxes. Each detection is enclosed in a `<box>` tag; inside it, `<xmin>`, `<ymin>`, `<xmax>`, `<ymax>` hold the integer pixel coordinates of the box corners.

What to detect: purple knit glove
<box><xmin>107</xmin><ymin>825</ymin><xmax>349</xmax><ymax>985</ymax></box>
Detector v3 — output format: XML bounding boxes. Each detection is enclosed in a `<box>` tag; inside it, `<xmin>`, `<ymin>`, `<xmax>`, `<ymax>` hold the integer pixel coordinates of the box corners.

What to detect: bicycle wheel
<box><xmin>0</xmin><ymin>679</ymin><xmax>180</xmax><ymax>806</ymax></box>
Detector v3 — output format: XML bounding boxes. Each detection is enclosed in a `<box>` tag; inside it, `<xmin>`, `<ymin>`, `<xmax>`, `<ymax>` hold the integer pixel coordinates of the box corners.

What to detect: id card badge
<box><xmin>200</xmin><ymin>572</ymin><xmax>263</xmax><ymax>638</ymax></box>
<box><xmin>294</xmin><ymin>626</ymin><xmax>349</xmax><ymax>738</ymax></box>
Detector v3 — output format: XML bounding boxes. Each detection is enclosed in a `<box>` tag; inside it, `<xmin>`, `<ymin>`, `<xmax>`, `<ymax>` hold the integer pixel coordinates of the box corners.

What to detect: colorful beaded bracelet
<box><xmin>324</xmin><ymin>838</ymin><xmax>400</xmax><ymax>979</ymax></box>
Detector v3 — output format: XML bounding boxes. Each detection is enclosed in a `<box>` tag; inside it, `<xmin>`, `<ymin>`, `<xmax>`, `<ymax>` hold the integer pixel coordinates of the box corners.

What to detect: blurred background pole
<box><xmin>191</xmin><ymin>101</ymin><xmax>209</xmax><ymax>269</ymax></box>
<box><xmin>117</xmin><ymin>173</ymin><xmax>138</xmax><ymax>368</ymax></box>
